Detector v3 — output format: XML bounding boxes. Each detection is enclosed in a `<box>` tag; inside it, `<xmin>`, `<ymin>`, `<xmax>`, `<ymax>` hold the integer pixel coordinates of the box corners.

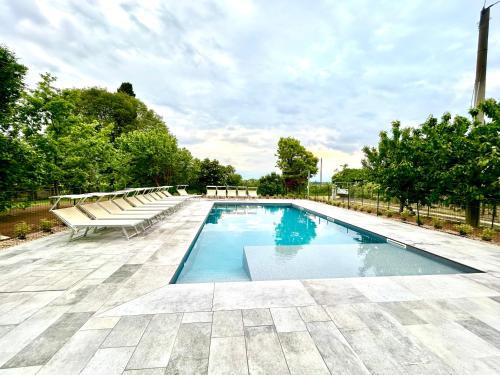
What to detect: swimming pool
<box><xmin>173</xmin><ymin>204</ymin><xmax>480</xmax><ymax>283</ymax></box>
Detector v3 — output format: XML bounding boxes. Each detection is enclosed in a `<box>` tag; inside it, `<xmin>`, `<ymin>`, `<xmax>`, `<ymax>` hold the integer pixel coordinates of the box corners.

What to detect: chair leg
<box><xmin>122</xmin><ymin>227</ymin><xmax>130</xmax><ymax>240</ymax></box>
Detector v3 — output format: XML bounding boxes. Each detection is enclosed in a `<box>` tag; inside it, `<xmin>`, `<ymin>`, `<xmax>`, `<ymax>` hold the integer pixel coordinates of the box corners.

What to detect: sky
<box><xmin>1</xmin><ymin>0</ymin><xmax>500</xmax><ymax>179</ymax></box>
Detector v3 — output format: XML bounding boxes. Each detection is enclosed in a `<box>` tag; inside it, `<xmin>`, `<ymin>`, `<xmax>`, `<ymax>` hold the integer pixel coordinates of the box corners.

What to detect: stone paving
<box><xmin>0</xmin><ymin>199</ymin><xmax>499</xmax><ymax>374</ymax></box>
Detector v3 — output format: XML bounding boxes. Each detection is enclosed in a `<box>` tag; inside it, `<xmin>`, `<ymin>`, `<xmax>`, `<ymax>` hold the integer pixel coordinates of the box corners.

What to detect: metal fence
<box><xmin>0</xmin><ymin>187</ymin><xmax>84</xmax><ymax>241</ymax></box>
<box><xmin>309</xmin><ymin>183</ymin><xmax>498</xmax><ymax>227</ymax></box>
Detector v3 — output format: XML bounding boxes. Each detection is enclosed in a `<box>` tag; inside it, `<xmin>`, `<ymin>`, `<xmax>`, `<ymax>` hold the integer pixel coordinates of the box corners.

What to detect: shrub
<box><xmin>481</xmin><ymin>228</ymin><xmax>494</xmax><ymax>241</ymax></box>
<box><xmin>416</xmin><ymin>217</ymin><xmax>424</xmax><ymax>226</ymax></box>
<box><xmin>456</xmin><ymin>224</ymin><xmax>473</xmax><ymax>236</ymax></box>
<box><xmin>432</xmin><ymin>217</ymin><xmax>444</xmax><ymax>229</ymax></box>
<box><xmin>385</xmin><ymin>209</ymin><xmax>393</xmax><ymax>217</ymax></box>
<box><xmin>365</xmin><ymin>207</ymin><xmax>373</xmax><ymax>214</ymax></box>
<box><xmin>14</xmin><ymin>221</ymin><xmax>31</xmax><ymax>239</ymax></box>
<box><xmin>39</xmin><ymin>219</ymin><xmax>56</xmax><ymax>233</ymax></box>
<box><xmin>400</xmin><ymin>209</ymin><xmax>410</xmax><ymax>221</ymax></box>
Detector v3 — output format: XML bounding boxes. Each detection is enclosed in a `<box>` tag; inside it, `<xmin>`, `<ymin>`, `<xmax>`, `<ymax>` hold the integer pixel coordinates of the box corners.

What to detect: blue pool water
<box><xmin>174</xmin><ymin>204</ymin><xmax>479</xmax><ymax>283</ymax></box>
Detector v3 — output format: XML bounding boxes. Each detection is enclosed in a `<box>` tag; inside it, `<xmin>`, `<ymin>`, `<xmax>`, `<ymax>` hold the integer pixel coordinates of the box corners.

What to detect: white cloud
<box><xmin>1</xmin><ymin>0</ymin><xmax>497</xmax><ymax>179</ymax></box>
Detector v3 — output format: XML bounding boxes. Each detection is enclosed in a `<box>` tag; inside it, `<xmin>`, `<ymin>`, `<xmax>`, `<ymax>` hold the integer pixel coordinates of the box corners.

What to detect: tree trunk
<box><xmin>399</xmin><ymin>198</ymin><xmax>404</xmax><ymax>213</ymax></box>
<box><xmin>465</xmin><ymin>200</ymin><xmax>480</xmax><ymax>227</ymax></box>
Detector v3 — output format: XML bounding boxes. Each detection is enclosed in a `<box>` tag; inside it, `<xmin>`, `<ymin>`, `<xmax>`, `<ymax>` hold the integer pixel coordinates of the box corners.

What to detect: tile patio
<box><xmin>0</xmin><ymin>199</ymin><xmax>499</xmax><ymax>374</ymax></box>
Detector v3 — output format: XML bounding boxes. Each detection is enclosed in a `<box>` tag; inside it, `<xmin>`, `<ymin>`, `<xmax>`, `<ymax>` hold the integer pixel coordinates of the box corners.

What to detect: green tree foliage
<box><xmin>117</xmin><ymin>82</ymin><xmax>136</xmax><ymax>97</ymax></box>
<box><xmin>0</xmin><ymin>45</ymin><xmax>27</xmax><ymax>130</ymax></box>
<box><xmin>0</xmin><ymin>46</ymin><xmax>242</xmax><ymax>210</ymax></box>
<box><xmin>258</xmin><ymin>172</ymin><xmax>284</xmax><ymax>196</ymax></box>
<box><xmin>331</xmin><ymin>165</ymin><xmax>368</xmax><ymax>183</ymax></box>
<box><xmin>276</xmin><ymin>137</ymin><xmax>318</xmax><ymax>192</ymax></box>
<box><xmin>363</xmin><ymin>107</ymin><xmax>500</xmax><ymax>226</ymax></box>
<box><xmin>114</xmin><ymin>128</ymin><xmax>179</xmax><ymax>187</ymax></box>
<box><xmin>196</xmin><ymin>159</ymin><xmax>241</xmax><ymax>191</ymax></box>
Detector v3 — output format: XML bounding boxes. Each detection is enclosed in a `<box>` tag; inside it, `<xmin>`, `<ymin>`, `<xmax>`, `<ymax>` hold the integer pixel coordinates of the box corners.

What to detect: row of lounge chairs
<box><xmin>206</xmin><ymin>186</ymin><xmax>259</xmax><ymax>198</ymax></box>
<box><xmin>50</xmin><ymin>186</ymin><xmax>194</xmax><ymax>240</ymax></box>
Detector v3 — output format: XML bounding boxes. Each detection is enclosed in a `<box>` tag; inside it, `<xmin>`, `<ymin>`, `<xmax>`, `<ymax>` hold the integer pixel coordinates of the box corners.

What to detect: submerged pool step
<box><xmin>386</xmin><ymin>238</ymin><xmax>407</xmax><ymax>249</ymax></box>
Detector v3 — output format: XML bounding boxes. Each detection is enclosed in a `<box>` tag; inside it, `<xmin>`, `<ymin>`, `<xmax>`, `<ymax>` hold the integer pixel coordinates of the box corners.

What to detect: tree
<box><xmin>331</xmin><ymin>166</ymin><xmax>369</xmax><ymax>183</ymax></box>
<box><xmin>362</xmin><ymin>121</ymin><xmax>421</xmax><ymax>212</ymax></box>
<box><xmin>114</xmin><ymin>128</ymin><xmax>178</xmax><ymax>187</ymax></box>
<box><xmin>258</xmin><ymin>172</ymin><xmax>284</xmax><ymax>196</ymax></box>
<box><xmin>0</xmin><ymin>45</ymin><xmax>27</xmax><ymax>132</ymax></box>
<box><xmin>276</xmin><ymin>137</ymin><xmax>318</xmax><ymax>192</ymax></box>
<box><xmin>117</xmin><ymin>82</ymin><xmax>135</xmax><ymax>97</ymax></box>
<box><xmin>67</xmin><ymin>87</ymin><xmax>139</xmax><ymax>141</ymax></box>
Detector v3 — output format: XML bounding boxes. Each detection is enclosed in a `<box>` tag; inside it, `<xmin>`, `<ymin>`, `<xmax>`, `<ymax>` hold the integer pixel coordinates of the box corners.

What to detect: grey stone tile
<box><xmin>70</xmin><ymin>284</ymin><xmax>118</xmax><ymax>313</ymax></box>
<box><xmin>0</xmin><ymin>291</ymin><xmax>62</xmax><ymax>325</ymax></box>
<box><xmin>406</xmin><ymin>322</ymin><xmax>500</xmax><ymax>369</ymax></box>
<box><xmin>127</xmin><ymin>313</ymin><xmax>182</xmax><ymax>369</ymax></box>
<box><xmin>0</xmin><ymin>305</ymin><xmax>69</xmax><ymax>368</ymax></box>
<box><xmin>353</xmin><ymin>277</ymin><xmax>418</xmax><ymax>302</ymax></box>
<box><xmin>98</xmin><ymin>265</ymin><xmax>176</xmax><ymax>312</ymax></box>
<box><xmin>103</xmin><ymin>264</ymin><xmax>141</xmax><ymax>284</ymax></box>
<box><xmin>278</xmin><ymin>331</ymin><xmax>330</xmax><ymax>375</ymax></box>
<box><xmin>80</xmin><ymin>346</ymin><xmax>135</xmax><ymax>375</ymax></box>
<box><xmin>242</xmin><ymin>308</ymin><xmax>273</xmax><ymax>327</ymax></box>
<box><xmin>213</xmin><ymin>280</ymin><xmax>315</xmax><ymax>310</ymax></box>
<box><xmin>0</xmin><ymin>366</ymin><xmax>42</xmax><ymax>374</ymax></box>
<box><xmin>307</xmin><ymin>321</ymin><xmax>370</xmax><ymax>374</ymax></box>
<box><xmin>302</xmin><ymin>279</ymin><xmax>369</xmax><ymax>305</ymax></box>
<box><xmin>297</xmin><ymin>305</ymin><xmax>329</xmax><ymax>322</ymax></box>
<box><xmin>212</xmin><ymin>310</ymin><xmax>243</xmax><ymax>337</ymax></box>
<box><xmin>244</xmin><ymin>325</ymin><xmax>288</xmax><ymax>375</ymax></box>
<box><xmin>458</xmin><ymin>318</ymin><xmax>500</xmax><ymax>349</ymax></box>
<box><xmin>36</xmin><ymin>329</ymin><xmax>110</xmax><ymax>375</ymax></box>
<box><xmin>101</xmin><ymin>283</ymin><xmax>214</xmax><ymax>316</ymax></box>
<box><xmin>49</xmin><ymin>284</ymin><xmax>96</xmax><ymax>306</ymax></box>
<box><xmin>182</xmin><ymin>311</ymin><xmax>212</xmax><ymax>323</ymax></box>
<box><xmin>80</xmin><ymin>316</ymin><xmax>120</xmax><ymax>330</ymax></box>
<box><xmin>101</xmin><ymin>314</ymin><xmax>152</xmax><ymax>348</ymax></box>
<box><xmin>123</xmin><ymin>369</ymin><xmax>166</xmax><ymax>375</ymax></box>
<box><xmin>340</xmin><ymin>328</ymin><xmax>405</xmax><ymax>374</ymax></box>
<box><xmin>0</xmin><ymin>326</ymin><xmax>15</xmax><ymax>340</ymax></box>
<box><xmin>378</xmin><ymin>301</ymin><xmax>428</xmax><ymax>325</ymax></box>
<box><xmin>2</xmin><ymin>312</ymin><xmax>92</xmax><ymax>368</ymax></box>
<box><xmin>165</xmin><ymin>322</ymin><xmax>211</xmax><ymax>375</ymax></box>
<box><xmin>271</xmin><ymin>307</ymin><xmax>306</xmax><ymax>333</ymax></box>
<box><xmin>208</xmin><ymin>336</ymin><xmax>248</xmax><ymax>375</ymax></box>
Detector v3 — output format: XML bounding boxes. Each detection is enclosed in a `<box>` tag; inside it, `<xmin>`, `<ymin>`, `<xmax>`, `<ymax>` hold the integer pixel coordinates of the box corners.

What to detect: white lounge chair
<box><xmin>79</xmin><ymin>203</ymin><xmax>159</xmax><ymax>226</ymax></box>
<box><xmin>99</xmin><ymin>200</ymin><xmax>164</xmax><ymax>218</ymax></box>
<box><xmin>227</xmin><ymin>186</ymin><xmax>237</xmax><ymax>198</ymax></box>
<box><xmin>237</xmin><ymin>186</ymin><xmax>247</xmax><ymax>198</ymax></box>
<box><xmin>206</xmin><ymin>186</ymin><xmax>217</xmax><ymax>198</ymax></box>
<box><xmin>217</xmin><ymin>186</ymin><xmax>227</xmax><ymax>198</ymax></box>
<box><xmin>248</xmin><ymin>187</ymin><xmax>259</xmax><ymax>198</ymax></box>
<box><xmin>51</xmin><ymin>206</ymin><xmax>145</xmax><ymax>240</ymax></box>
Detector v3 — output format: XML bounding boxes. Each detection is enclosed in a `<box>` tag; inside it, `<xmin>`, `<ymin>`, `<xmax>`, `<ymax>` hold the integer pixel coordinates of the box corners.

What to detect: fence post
<box><xmin>492</xmin><ymin>203</ymin><xmax>497</xmax><ymax>229</ymax></box>
<box><xmin>361</xmin><ymin>183</ymin><xmax>364</xmax><ymax>207</ymax></box>
<box><xmin>376</xmin><ymin>190</ymin><xmax>380</xmax><ymax>215</ymax></box>
<box><xmin>347</xmin><ymin>183</ymin><xmax>350</xmax><ymax>209</ymax></box>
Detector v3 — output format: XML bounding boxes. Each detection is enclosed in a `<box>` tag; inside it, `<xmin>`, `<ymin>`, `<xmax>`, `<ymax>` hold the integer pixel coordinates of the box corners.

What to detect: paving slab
<box><xmin>165</xmin><ymin>322</ymin><xmax>211</xmax><ymax>375</ymax></box>
<box><xmin>101</xmin><ymin>314</ymin><xmax>152</xmax><ymax>348</ymax></box>
<box><xmin>127</xmin><ymin>313</ymin><xmax>182</xmax><ymax>369</ymax></box>
<box><xmin>208</xmin><ymin>336</ymin><xmax>248</xmax><ymax>375</ymax></box>
<box><xmin>213</xmin><ymin>280</ymin><xmax>315</xmax><ymax>310</ymax></box>
<box><xmin>2</xmin><ymin>312</ymin><xmax>92</xmax><ymax>368</ymax></box>
<box><xmin>242</xmin><ymin>308</ymin><xmax>273</xmax><ymax>327</ymax></box>
<box><xmin>278</xmin><ymin>331</ymin><xmax>330</xmax><ymax>375</ymax></box>
<box><xmin>244</xmin><ymin>325</ymin><xmax>289</xmax><ymax>375</ymax></box>
<box><xmin>80</xmin><ymin>346</ymin><xmax>135</xmax><ymax>375</ymax></box>
<box><xmin>36</xmin><ymin>329</ymin><xmax>110</xmax><ymax>375</ymax></box>
<box><xmin>211</xmin><ymin>310</ymin><xmax>243</xmax><ymax>337</ymax></box>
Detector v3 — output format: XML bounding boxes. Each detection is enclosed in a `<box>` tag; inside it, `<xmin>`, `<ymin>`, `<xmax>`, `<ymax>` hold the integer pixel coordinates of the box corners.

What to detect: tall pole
<box><xmin>473</xmin><ymin>6</ymin><xmax>491</xmax><ymax>122</ymax></box>
<box><xmin>320</xmin><ymin>158</ymin><xmax>323</xmax><ymax>184</ymax></box>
